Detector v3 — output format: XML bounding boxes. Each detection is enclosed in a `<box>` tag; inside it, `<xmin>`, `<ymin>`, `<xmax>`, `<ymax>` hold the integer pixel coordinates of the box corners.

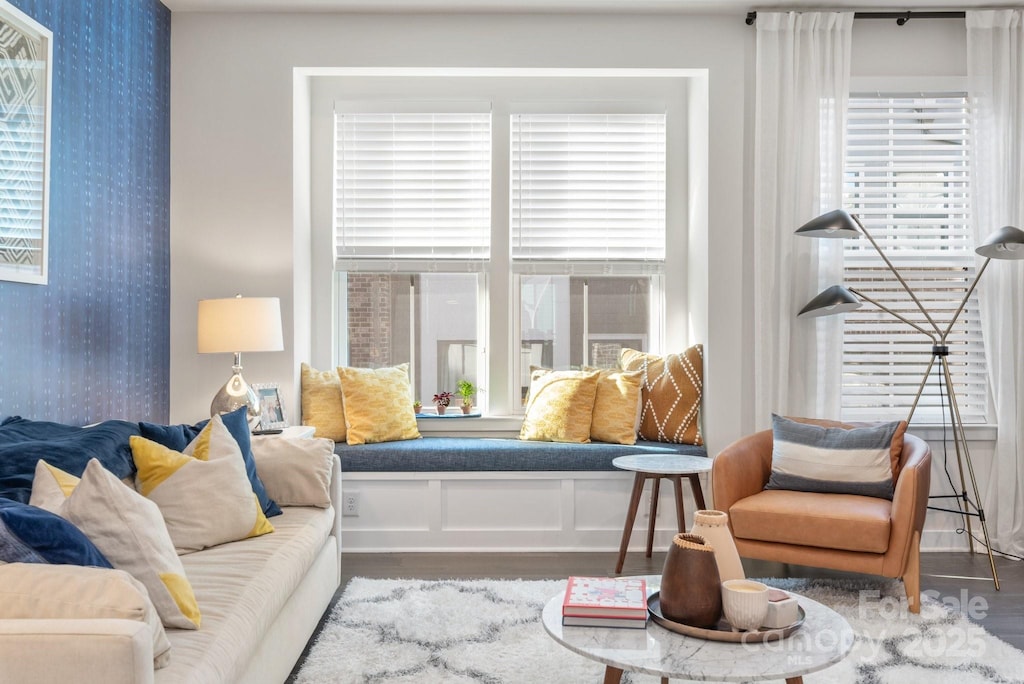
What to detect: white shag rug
<box><xmin>293</xmin><ymin>577</ymin><xmax>1024</xmax><ymax>684</ymax></box>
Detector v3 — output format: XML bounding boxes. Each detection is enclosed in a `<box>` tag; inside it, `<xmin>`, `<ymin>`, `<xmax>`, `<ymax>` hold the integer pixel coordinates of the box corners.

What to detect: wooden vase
<box><xmin>659</xmin><ymin>532</ymin><xmax>722</xmax><ymax>628</ymax></box>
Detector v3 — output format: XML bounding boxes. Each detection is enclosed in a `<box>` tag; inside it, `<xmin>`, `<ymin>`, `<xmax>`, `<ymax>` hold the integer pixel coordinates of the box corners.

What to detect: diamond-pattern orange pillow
<box><xmin>620</xmin><ymin>345</ymin><xmax>704</xmax><ymax>445</ymax></box>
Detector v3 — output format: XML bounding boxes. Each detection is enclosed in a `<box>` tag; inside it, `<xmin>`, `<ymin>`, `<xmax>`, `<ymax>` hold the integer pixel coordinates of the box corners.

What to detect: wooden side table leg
<box><xmin>785</xmin><ymin>677</ymin><xmax>804</xmax><ymax>684</ymax></box>
<box><xmin>671</xmin><ymin>475</ymin><xmax>686</xmax><ymax>532</ymax></box>
<box><xmin>688</xmin><ymin>473</ymin><xmax>707</xmax><ymax>510</ymax></box>
<box><xmin>602</xmin><ymin>666</ymin><xmax>625</xmax><ymax>684</ymax></box>
<box><xmin>645</xmin><ymin>477</ymin><xmax>661</xmax><ymax>558</ymax></box>
<box><xmin>615</xmin><ymin>474</ymin><xmax>647</xmax><ymax>574</ymax></box>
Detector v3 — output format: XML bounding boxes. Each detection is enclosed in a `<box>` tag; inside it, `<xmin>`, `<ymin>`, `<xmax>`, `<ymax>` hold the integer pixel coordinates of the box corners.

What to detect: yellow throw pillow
<box><xmin>589</xmin><ymin>369</ymin><xmax>643</xmax><ymax>445</ymax></box>
<box><xmin>336</xmin><ymin>364</ymin><xmax>421</xmax><ymax>445</ymax></box>
<box><xmin>301</xmin><ymin>362</ymin><xmax>346</xmax><ymax>442</ymax></box>
<box><xmin>131</xmin><ymin>415</ymin><xmax>274</xmax><ymax>554</ymax></box>
<box><xmin>41</xmin><ymin>459</ymin><xmax>202</xmax><ymax>630</ymax></box>
<box><xmin>519</xmin><ymin>369</ymin><xmax>601</xmax><ymax>444</ymax></box>
<box><xmin>620</xmin><ymin>345</ymin><xmax>704</xmax><ymax>445</ymax></box>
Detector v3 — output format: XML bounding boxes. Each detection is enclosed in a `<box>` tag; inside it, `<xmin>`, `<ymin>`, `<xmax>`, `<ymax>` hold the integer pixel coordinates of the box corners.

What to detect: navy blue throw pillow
<box><xmin>139</xmin><ymin>407</ymin><xmax>281</xmax><ymax>517</ymax></box>
<box><xmin>0</xmin><ymin>497</ymin><xmax>112</xmax><ymax>567</ymax></box>
<box><xmin>0</xmin><ymin>418</ymin><xmax>139</xmax><ymax>503</ymax></box>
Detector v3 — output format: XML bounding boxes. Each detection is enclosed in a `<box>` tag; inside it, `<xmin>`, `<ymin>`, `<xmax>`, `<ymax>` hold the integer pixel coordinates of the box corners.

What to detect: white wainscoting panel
<box><xmin>341</xmin><ymin>471</ymin><xmax>707</xmax><ymax>552</ymax></box>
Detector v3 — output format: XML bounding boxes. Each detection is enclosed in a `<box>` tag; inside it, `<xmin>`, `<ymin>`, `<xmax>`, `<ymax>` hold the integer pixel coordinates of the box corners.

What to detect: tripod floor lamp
<box><xmin>796</xmin><ymin>208</ymin><xmax>1024</xmax><ymax>591</ymax></box>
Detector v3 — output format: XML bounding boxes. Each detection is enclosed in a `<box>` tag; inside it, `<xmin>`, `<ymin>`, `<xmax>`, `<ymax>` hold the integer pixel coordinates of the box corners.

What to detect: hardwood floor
<box><xmin>338</xmin><ymin>549</ymin><xmax>1024</xmax><ymax>649</ymax></box>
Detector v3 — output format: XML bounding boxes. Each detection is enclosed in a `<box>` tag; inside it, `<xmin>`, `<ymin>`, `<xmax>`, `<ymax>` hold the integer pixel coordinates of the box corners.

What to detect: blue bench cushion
<box><xmin>336</xmin><ymin>437</ymin><xmax>707</xmax><ymax>472</ymax></box>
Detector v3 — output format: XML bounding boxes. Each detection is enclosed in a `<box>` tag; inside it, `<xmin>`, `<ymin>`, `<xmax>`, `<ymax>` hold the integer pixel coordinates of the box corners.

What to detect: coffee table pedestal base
<box><xmin>603</xmin><ymin>666</ymin><xmax>803</xmax><ymax>684</ymax></box>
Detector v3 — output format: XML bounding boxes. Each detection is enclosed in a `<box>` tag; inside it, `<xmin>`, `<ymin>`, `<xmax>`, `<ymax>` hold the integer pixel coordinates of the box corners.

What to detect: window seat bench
<box><xmin>335</xmin><ymin>436</ymin><xmax>706</xmax><ymax>472</ymax></box>
<box><xmin>335</xmin><ymin>437</ymin><xmax>708</xmax><ymax>552</ymax></box>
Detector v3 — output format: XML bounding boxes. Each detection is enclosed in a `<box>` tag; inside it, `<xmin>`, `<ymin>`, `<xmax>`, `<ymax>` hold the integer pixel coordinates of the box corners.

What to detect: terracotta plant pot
<box><xmin>461</xmin><ymin>404</ymin><xmax>473</xmax><ymax>414</ymax></box>
<box><xmin>436</xmin><ymin>404</ymin><xmax>447</xmax><ymax>415</ymax></box>
<box><xmin>659</xmin><ymin>532</ymin><xmax>722</xmax><ymax>628</ymax></box>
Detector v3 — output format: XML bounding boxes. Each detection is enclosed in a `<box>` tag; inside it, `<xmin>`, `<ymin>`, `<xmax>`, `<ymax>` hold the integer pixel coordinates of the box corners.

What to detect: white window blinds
<box><xmin>510</xmin><ymin>113</ymin><xmax>666</xmax><ymax>272</ymax></box>
<box><xmin>334</xmin><ymin>111</ymin><xmax>491</xmax><ymax>270</ymax></box>
<box><xmin>841</xmin><ymin>94</ymin><xmax>987</xmax><ymax>423</ymax></box>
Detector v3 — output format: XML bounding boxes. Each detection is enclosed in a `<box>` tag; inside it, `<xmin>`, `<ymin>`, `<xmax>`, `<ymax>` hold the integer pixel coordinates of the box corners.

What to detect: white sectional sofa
<box><xmin>0</xmin><ymin>452</ymin><xmax>342</xmax><ymax>684</ymax></box>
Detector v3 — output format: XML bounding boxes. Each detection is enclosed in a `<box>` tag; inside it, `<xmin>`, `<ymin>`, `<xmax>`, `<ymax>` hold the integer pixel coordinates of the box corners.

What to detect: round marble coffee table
<box><xmin>612</xmin><ymin>453</ymin><xmax>712</xmax><ymax>574</ymax></box>
<box><xmin>543</xmin><ymin>575</ymin><xmax>854</xmax><ymax>684</ymax></box>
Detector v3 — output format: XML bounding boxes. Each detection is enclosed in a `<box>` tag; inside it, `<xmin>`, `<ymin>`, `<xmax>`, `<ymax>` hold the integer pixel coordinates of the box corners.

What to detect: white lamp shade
<box><xmin>197</xmin><ymin>297</ymin><xmax>284</xmax><ymax>354</ymax></box>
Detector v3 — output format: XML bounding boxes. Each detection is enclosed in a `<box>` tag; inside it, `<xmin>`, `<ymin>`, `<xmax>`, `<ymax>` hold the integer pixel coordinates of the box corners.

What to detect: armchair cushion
<box><xmin>765</xmin><ymin>414</ymin><xmax>902</xmax><ymax>500</ymax></box>
<box><xmin>730</xmin><ymin>489</ymin><xmax>891</xmax><ymax>554</ymax></box>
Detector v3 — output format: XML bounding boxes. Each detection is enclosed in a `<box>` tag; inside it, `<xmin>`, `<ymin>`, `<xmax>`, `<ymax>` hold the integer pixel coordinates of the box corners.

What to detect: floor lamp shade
<box><xmin>975</xmin><ymin>225</ymin><xmax>1024</xmax><ymax>260</ymax></box>
<box><xmin>197</xmin><ymin>296</ymin><xmax>284</xmax><ymax>426</ymax></box>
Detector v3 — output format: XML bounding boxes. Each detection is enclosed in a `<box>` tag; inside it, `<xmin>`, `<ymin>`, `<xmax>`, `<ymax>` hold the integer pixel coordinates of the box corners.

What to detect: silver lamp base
<box><xmin>210</xmin><ymin>359</ymin><xmax>261</xmax><ymax>429</ymax></box>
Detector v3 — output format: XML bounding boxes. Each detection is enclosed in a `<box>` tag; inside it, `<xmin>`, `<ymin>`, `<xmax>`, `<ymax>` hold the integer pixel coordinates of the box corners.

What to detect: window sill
<box><xmin>907</xmin><ymin>423</ymin><xmax>997</xmax><ymax>443</ymax></box>
<box><xmin>416</xmin><ymin>415</ymin><xmax>523</xmax><ymax>435</ymax></box>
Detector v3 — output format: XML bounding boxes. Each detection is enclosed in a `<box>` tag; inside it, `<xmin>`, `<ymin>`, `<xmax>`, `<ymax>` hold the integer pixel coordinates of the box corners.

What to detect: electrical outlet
<box><xmin>342</xmin><ymin>492</ymin><xmax>360</xmax><ymax>517</ymax></box>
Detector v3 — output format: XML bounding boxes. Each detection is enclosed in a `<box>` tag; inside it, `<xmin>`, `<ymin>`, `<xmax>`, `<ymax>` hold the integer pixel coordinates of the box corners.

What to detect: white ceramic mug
<box><xmin>721</xmin><ymin>579</ymin><xmax>770</xmax><ymax>631</ymax></box>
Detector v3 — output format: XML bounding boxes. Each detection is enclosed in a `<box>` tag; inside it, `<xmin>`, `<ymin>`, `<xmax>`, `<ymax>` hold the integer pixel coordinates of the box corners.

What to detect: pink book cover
<box><xmin>562</xmin><ymin>576</ymin><xmax>648</xmax><ymax>618</ymax></box>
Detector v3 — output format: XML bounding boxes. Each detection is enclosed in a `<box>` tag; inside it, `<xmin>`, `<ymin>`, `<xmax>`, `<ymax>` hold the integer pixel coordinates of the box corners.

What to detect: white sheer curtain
<box><xmin>752</xmin><ymin>12</ymin><xmax>852</xmax><ymax>428</ymax></box>
<box><xmin>967</xmin><ymin>10</ymin><xmax>1024</xmax><ymax>556</ymax></box>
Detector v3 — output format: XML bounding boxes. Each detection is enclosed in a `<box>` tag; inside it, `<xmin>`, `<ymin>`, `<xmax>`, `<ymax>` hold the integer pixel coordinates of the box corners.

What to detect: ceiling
<box><xmin>159</xmin><ymin>0</ymin><xmax>995</xmax><ymax>14</ymax></box>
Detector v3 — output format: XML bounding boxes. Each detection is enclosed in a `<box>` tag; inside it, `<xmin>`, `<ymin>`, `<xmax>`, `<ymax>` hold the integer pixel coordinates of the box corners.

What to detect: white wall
<box><xmin>170</xmin><ymin>11</ymin><xmax>748</xmax><ymax>452</ymax></box>
<box><xmin>171</xmin><ymin>11</ymin><xmax>995</xmax><ymax>550</ymax></box>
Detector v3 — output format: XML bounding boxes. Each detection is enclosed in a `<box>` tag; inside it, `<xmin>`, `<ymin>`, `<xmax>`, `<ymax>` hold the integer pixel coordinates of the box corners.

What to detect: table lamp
<box><xmin>197</xmin><ymin>295</ymin><xmax>283</xmax><ymax>427</ymax></box>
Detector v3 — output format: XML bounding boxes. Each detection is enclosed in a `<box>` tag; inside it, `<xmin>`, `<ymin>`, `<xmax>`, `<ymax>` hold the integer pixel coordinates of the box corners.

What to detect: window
<box><xmin>511</xmin><ymin>113</ymin><xmax>666</xmax><ymax>402</ymax></box>
<box><xmin>334</xmin><ymin>110</ymin><xmax>489</xmax><ymax>402</ymax></box>
<box><xmin>841</xmin><ymin>93</ymin><xmax>987</xmax><ymax>423</ymax></box>
<box><xmin>320</xmin><ymin>74</ymin><xmax>686</xmax><ymax>414</ymax></box>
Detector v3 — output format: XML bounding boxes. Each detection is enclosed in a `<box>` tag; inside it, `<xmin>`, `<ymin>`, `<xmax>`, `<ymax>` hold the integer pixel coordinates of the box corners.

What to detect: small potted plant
<box><xmin>456</xmin><ymin>379</ymin><xmax>476</xmax><ymax>414</ymax></box>
<box><xmin>412</xmin><ymin>400</ymin><xmax>422</xmax><ymax>414</ymax></box>
<box><xmin>432</xmin><ymin>391</ymin><xmax>452</xmax><ymax>415</ymax></box>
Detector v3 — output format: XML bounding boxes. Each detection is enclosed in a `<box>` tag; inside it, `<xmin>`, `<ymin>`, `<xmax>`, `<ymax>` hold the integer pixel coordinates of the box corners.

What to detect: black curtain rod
<box><xmin>745</xmin><ymin>10</ymin><xmax>967</xmax><ymax>26</ymax></box>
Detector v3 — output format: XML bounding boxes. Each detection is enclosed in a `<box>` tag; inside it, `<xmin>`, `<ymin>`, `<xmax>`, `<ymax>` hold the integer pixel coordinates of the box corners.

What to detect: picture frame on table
<box><xmin>253</xmin><ymin>383</ymin><xmax>288</xmax><ymax>430</ymax></box>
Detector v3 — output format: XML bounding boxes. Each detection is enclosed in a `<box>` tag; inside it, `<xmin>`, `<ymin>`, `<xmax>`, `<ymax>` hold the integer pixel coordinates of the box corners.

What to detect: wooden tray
<box><xmin>647</xmin><ymin>591</ymin><xmax>804</xmax><ymax>643</ymax></box>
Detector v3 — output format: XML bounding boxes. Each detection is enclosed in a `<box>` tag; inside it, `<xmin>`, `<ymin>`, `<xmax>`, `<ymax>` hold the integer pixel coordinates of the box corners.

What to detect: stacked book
<box><xmin>561</xmin><ymin>576</ymin><xmax>649</xmax><ymax>629</ymax></box>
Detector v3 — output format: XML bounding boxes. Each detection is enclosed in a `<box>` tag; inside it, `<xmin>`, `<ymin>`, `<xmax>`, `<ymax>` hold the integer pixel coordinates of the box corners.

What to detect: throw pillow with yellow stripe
<box><xmin>30</xmin><ymin>458</ymin><xmax>201</xmax><ymax>630</ymax></box>
<box><xmin>131</xmin><ymin>415</ymin><xmax>274</xmax><ymax>554</ymax></box>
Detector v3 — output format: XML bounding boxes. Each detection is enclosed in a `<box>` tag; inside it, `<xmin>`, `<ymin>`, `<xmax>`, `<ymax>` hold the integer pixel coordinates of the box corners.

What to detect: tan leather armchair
<box><xmin>712</xmin><ymin>425</ymin><xmax>932</xmax><ymax>613</ymax></box>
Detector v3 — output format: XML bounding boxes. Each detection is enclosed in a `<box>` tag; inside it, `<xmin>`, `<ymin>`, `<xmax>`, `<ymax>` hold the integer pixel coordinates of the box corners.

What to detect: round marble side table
<box><xmin>611</xmin><ymin>453</ymin><xmax>712</xmax><ymax>574</ymax></box>
<box><xmin>543</xmin><ymin>575</ymin><xmax>854</xmax><ymax>684</ymax></box>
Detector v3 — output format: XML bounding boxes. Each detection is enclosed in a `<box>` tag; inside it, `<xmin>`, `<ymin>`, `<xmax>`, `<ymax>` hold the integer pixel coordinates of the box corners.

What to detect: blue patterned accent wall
<box><xmin>0</xmin><ymin>0</ymin><xmax>170</xmax><ymax>424</ymax></box>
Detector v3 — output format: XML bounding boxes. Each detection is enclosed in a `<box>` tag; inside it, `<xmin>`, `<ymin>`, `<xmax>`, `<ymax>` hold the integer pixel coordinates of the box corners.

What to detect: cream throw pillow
<box><xmin>300</xmin><ymin>362</ymin><xmax>346</xmax><ymax>442</ymax></box>
<box><xmin>250</xmin><ymin>436</ymin><xmax>335</xmax><ymax>508</ymax></box>
<box><xmin>0</xmin><ymin>563</ymin><xmax>172</xmax><ymax>668</ymax></box>
<box><xmin>589</xmin><ymin>369</ymin><xmax>643</xmax><ymax>445</ymax></box>
<box><xmin>132</xmin><ymin>415</ymin><xmax>274</xmax><ymax>554</ymax></box>
<box><xmin>47</xmin><ymin>458</ymin><xmax>201</xmax><ymax>630</ymax></box>
<box><xmin>336</xmin><ymin>364</ymin><xmax>421</xmax><ymax>445</ymax></box>
<box><xmin>519</xmin><ymin>369</ymin><xmax>601</xmax><ymax>444</ymax></box>
<box><xmin>620</xmin><ymin>345</ymin><xmax>704</xmax><ymax>445</ymax></box>
<box><xmin>29</xmin><ymin>459</ymin><xmax>80</xmax><ymax>511</ymax></box>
